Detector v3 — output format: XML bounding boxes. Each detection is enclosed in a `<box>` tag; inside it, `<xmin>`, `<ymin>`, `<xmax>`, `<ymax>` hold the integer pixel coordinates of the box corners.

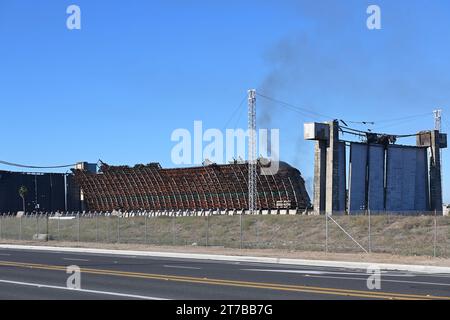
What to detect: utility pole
<box><xmin>241</xmin><ymin>89</ymin><xmax>257</xmax><ymax>250</ymax></box>
<box><xmin>433</xmin><ymin>109</ymin><xmax>444</xmax><ymax>215</ymax></box>
<box><xmin>248</xmin><ymin>89</ymin><xmax>257</xmax><ymax>215</ymax></box>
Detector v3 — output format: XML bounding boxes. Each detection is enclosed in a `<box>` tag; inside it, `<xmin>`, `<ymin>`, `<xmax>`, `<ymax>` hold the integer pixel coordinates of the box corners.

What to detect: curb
<box><xmin>1</xmin><ymin>244</ymin><xmax>450</xmax><ymax>274</ymax></box>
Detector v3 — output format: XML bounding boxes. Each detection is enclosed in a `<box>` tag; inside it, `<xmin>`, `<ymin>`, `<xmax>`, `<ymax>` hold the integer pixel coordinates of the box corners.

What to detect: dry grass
<box><xmin>0</xmin><ymin>215</ymin><xmax>449</xmax><ymax>258</ymax></box>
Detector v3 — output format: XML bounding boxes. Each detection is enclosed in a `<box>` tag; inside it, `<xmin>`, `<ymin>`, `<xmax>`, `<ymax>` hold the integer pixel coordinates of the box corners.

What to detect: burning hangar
<box><xmin>0</xmin><ymin>160</ymin><xmax>311</xmax><ymax>214</ymax></box>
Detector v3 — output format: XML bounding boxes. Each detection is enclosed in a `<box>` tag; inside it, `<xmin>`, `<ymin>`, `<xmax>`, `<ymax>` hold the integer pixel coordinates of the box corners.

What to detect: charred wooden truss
<box><xmin>72</xmin><ymin>161</ymin><xmax>311</xmax><ymax>212</ymax></box>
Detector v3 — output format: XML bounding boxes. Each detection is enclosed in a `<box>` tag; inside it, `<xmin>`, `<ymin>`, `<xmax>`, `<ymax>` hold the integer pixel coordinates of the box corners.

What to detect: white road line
<box><xmin>2</xmin><ymin>244</ymin><xmax>450</xmax><ymax>274</ymax></box>
<box><xmin>0</xmin><ymin>279</ymin><xmax>168</xmax><ymax>300</ymax></box>
<box><xmin>164</xmin><ymin>265</ymin><xmax>201</xmax><ymax>270</ymax></box>
<box><xmin>306</xmin><ymin>275</ymin><xmax>450</xmax><ymax>287</ymax></box>
<box><xmin>62</xmin><ymin>258</ymin><xmax>89</xmax><ymax>262</ymax></box>
<box><xmin>243</xmin><ymin>269</ymin><xmax>325</xmax><ymax>275</ymax></box>
<box><xmin>242</xmin><ymin>269</ymin><xmax>416</xmax><ymax>277</ymax></box>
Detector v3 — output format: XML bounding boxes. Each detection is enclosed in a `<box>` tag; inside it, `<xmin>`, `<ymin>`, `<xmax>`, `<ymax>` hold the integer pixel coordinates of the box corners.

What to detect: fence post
<box><xmin>77</xmin><ymin>214</ymin><xmax>80</xmax><ymax>243</ymax></box>
<box><xmin>240</xmin><ymin>212</ymin><xmax>243</xmax><ymax>250</ymax></box>
<box><xmin>206</xmin><ymin>212</ymin><xmax>209</xmax><ymax>247</ymax></box>
<box><xmin>434</xmin><ymin>209</ymin><xmax>437</xmax><ymax>258</ymax></box>
<box><xmin>325</xmin><ymin>212</ymin><xmax>328</xmax><ymax>253</ymax></box>
<box><xmin>108</xmin><ymin>215</ymin><xmax>111</xmax><ymax>243</ymax></box>
<box><xmin>117</xmin><ymin>216</ymin><xmax>120</xmax><ymax>243</ymax></box>
<box><xmin>172</xmin><ymin>213</ymin><xmax>175</xmax><ymax>246</ymax></box>
<box><xmin>19</xmin><ymin>216</ymin><xmax>22</xmax><ymax>241</ymax></box>
<box><xmin>144</xmin><ymin>213</ymin><xmax>148</xmax><ymax>244</ymax></box>
<box><xmin>46</xmin><ymin>213</ymin><xmax>49</xmax><ymax>242</ymax></box>
<box><xmin>57</xmin><ymin>216</ymin><xmax>60</xmax><ymax>241</ymax></box>
<box><xmin>256</xmin><ymin>216</ymin><xmax>259</xmax><ymax>249</ymax></box>
<box><xmin>96</xmin><ymin>214</ymin><xmax>99</xmax><ymax>243</ymax></box>
<box><xmin>368</xmin><ymin>208</ymin><xmax>372</xmax><ymax>253</ymax></box>
<box><xmin>0</xmin><ymin>215</ymin><xmax>2</xmax><ymax>240</ymax></box>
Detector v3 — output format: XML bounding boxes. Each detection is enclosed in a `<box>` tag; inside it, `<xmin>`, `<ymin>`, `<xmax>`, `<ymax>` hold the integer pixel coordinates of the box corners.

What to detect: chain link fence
<box><xmin>0</xmin><ymin>212</ymin><xmax>448</xmax><ymax>257</ymax></box>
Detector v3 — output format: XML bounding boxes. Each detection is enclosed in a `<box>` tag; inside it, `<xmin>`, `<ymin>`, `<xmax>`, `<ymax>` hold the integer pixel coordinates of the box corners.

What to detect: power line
<box><xmin>372</xmin><ymin>112</ymin><xmax>432</xmax><ymax>125</ymax></box>
<box><xmin>255</xmin><ymin>92</ymin><xmax>436</xmax><ymax>139</ymax></box>
<box><xmin>257</xmin><ymin>93</ymin><xmax>380</xmax><ymax>125</ymax></box>
<box><xmin>256</xmin><ymin>92</ymin><xmax>335</xmax><ymax>121</ymax></box>
<box><xmin>372</xmin><ymin>117</ymin><xmax>427</xmax><ymax>131</ymax></box>
<box><xmin>340</xmin><ymin>125</ymin><xmax>421</xmax><ymax>139</ymax></box>
<box><xmin>221</xmin><ymin>95</ymin><xmax>247</xmax><ymax>131</ymax></box>
<box><xmin>0</xmin><ymin>160</ymin><xmax>76</xmax><ymax>169</ymax></box>
<box><xmin>345</xmin><ymin>120</ymin><xmax>375</xmax><ymax>125</ymax></box>
<box><xmin>232</xmin><ymin>99</ymin><xmax>247</xmax><ymax>129</ymax></box>
<box><xmin>270</xmin><ymin>101</ymin><xmax>323</xmax><ymax>121</ymax></box>
<box><xmin>340</xmin><ymin>129</ymin><xmax>366</xmax><ymax>137</ymax></box>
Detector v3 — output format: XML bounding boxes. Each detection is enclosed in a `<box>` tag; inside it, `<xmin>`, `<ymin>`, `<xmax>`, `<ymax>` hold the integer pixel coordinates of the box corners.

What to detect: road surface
<box><xmin>0</xmin><ymin>247</ymin><xmax>449</xmax><ymax>300</ymax></box>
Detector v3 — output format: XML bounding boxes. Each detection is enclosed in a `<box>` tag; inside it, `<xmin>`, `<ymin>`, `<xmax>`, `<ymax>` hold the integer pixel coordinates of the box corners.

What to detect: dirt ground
<box><xmin>2</xmin><ymin>239</ymin><xmax>450</xmax><ymax>267</ymax></box>
<box><xmin>2</xmin><ymin>215</ymin><xmax>448</xmax><ymax>258</ymax></box>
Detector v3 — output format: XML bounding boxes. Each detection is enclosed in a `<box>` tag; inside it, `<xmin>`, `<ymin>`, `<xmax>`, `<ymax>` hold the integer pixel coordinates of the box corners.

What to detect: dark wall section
<box><xmin>66</xmin><ymin>174</ymin><xmax>81</xmax><ymax>212</ymax></box>
<box><xmin>0</xmin><ymin>171</ymin><xmax>81</xmax><ymax>214</ymax></box>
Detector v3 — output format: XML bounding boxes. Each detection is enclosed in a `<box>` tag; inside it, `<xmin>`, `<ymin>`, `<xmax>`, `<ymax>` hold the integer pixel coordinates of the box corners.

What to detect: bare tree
<box><xmin>18</xmin><ymin>186</ymin><xmax>28</xmax><ymax>213</ymax></box>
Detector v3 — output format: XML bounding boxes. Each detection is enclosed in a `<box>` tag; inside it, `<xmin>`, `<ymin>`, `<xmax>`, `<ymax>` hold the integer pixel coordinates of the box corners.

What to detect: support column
<box><xmin>326</xmin><ymin>120</ymin><xmax>345</xmax><ymax>214</ymax></box>
<box><xmin>313</xmin><ymin>140</ymin><xmax>326</xmax><ymax>214</ymax></box>
<box><xmin>430</xmin><ymin>130</ymin><xmax>443</xmax><ymax>213</ymax></box>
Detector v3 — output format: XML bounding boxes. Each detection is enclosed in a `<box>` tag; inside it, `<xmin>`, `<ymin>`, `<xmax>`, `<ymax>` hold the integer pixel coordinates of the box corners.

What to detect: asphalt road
<box><xmin>0</xmin><ymin>248</ymin><xmax>449</xmax><ymax>300</ymax></box>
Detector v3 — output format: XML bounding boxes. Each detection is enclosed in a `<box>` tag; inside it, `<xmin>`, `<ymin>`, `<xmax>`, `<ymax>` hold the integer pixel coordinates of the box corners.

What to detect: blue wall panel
<box><xmin>386</xmin><ymin>146</ymin><xmax>407</xmax><ymax>211</ymax></box>
<box><xmin>348</xmin><ymin>143</ymin><xmax>367</xmax><ymax>214</ymax></box>
<box><xmin>414</xmin><ymin>148</ymin><xmax>428</xmax><ymax>211</ymax></box>
<box><xmin>338</xmin><ymin>142</ymin><xmax>346</xmax><ymax>212</ymax></box>
<box><xmin>368</xmin><ymin>144</ymin><xmax>385</xmax><ymax>212</ymax></box>
<box><xmin>348</xmin><ymin>142</ymin><xmax>429</xmax><ymax>213</ymax></box>
<box><xmin>385</xmin><ymin>146</ymin><xmax>429</xmax><ymax>212</ymax></box>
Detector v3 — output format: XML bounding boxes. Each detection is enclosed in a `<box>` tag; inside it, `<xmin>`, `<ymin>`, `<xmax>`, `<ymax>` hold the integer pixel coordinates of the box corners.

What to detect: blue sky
<box><xmin>1</xmin><ymin>0</ymin><xmax>450</xmax><ymax>201</ymax></box>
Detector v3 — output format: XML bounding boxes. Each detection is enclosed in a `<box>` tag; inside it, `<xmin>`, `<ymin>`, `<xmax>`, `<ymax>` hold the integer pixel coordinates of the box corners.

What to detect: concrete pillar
<box><xmin>306</xmin><ymin>120</ymin><xmax>346</xmax><ymax>215</ymax></box>
<box><xmin>430</xmin><ymin>130</ymin><xmax>443</xmax><ymax>213</ymax></box>
<box><xmin>417</xmin><ymin>130</ymin><xmax>446</xmax><ymax>213</ymax></box>
<box><xmin>338</xmin><ymin>141</ymin><xmax>347</xmax><ymax>212</ymax></box>
<box><xmin>313</xmin><ymin>140</ymin><xmax>327</xmax><ymax>214</ymax></box>
<box><xmin>325</xmin><ymin>120</ymin><xmax>345</xmax><ymax>214</ymax></box>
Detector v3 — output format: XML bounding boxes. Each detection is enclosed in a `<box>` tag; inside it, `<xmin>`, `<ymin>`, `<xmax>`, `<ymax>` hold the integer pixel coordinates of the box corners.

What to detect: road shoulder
<box><xmin>1</xmin><ymin>241</ymin><xmax>450</xmax><ymax>274</ymax></box>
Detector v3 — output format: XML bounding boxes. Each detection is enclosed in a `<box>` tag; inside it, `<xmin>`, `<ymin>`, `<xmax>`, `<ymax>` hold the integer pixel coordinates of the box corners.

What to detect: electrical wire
<box><xmin>341</xmin><ymin>125</ymin><xmax>421</xmax><ymax>138</ymax></box>
<box><xmin>345</xmin><ymin>120</ymin><xmax>375</xmax><ymax>125</ymax></box>
<box><xmin>372</xmin><ymin>112</ymin><xmax>432</xmax><ymax>125</ymax></box>
<box><xmin>255</xmin><ymin>92</ymin><xmax>434</xmax><ymax>140</ymax></box>
<box><xmin>256</xmin><ymin>92</ymin><xmax>335</xmax><ymax>121</ymax></box>
<box><xmin>221</xmin><ymin>95</ymin><xmax>247</xmax><ymax>131</ymax></box>
<box><xmin>257</xmin><ymin>92</ymin><xmax>382</xmax><ymax>126</ymax></box>
<box><xmin>0</xmin><ymin>160</ymin><xmax>76</xmax><ymax>169</ymax></box>
<box><xmin>268</xmin><ymin>101</ymin><xmax>322</xmax><ymax>121</ymax></box>
<box><xmin>372</xmin><ymin>118</ymin><xmax>426</xmax><ymax>131</ymax></box>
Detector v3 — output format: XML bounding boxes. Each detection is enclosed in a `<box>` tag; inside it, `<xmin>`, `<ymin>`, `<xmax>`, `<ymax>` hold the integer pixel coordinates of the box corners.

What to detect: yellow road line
<box><xmin>0</xmin><ymin>260</ymin><xmax>448</xmax><ymax>300</ymax></box>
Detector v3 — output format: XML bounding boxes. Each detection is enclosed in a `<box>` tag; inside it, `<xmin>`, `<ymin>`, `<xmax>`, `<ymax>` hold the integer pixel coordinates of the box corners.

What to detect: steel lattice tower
<box><xmin>248</xmin><ymin>89</ymin><xmax>257</xmax><ymax>214</ymax></box>
<box><xmin>434</xmin><ymin>109</ymin><xmax>444</xmax><ymax>212</ymax></box>
<box><xmin>434</xmin><ymin>109</ymin><xmax>442</xmax><ymax>132</ymax></box>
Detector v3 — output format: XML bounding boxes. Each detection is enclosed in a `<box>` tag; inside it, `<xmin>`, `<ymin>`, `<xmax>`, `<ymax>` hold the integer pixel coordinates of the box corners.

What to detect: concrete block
<box><xmin>304</xmin><ymin>122</ymin><xmax>330</xmax><ymax>140</ymax></box>
<box><xmin>33</xmin><ymin>234</ymin><xmax>52</xmax><ymax>241</ymax></box>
